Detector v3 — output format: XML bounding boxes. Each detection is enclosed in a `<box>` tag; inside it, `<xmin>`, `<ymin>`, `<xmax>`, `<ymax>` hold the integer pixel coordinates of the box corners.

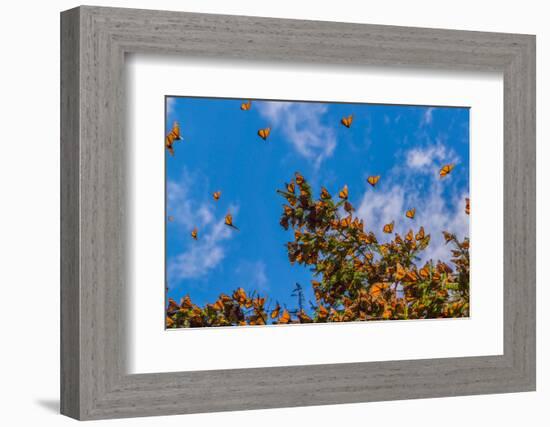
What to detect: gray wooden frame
<box><xmin>60</xmin><ymin>5</ymin><xmax>536</xmax><ymax>421</ymax></box>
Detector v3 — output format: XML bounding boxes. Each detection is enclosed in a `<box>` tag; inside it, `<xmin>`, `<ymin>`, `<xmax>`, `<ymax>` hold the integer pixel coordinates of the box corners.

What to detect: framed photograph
<box><xmin>61</xmin><ymin>6</ymin><xmax>535</xmax><ymax>420</ymax></box>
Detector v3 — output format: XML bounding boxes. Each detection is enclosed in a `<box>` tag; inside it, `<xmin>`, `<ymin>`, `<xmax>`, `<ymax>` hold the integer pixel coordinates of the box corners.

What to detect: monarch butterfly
<box><xmin>270</xmin><ymin>303</ymin><xmax>281</xmax><ymax>319</ymax></box>
<box><xmin>405</xmin><ymin>229</ymin><xmax>414</xmax><ymax>242</ymax></box>
<box><xmin>213</xmin><ymin>191</ymin><xmax>221</xmax><ymax>201</ymax></box>
<box><xmin>286</xmin><ymin>182</ymin><xmax>295</xmax><ymax>194</ymax></box>
<box><xmin>212</xmin><ymin>299</ymin><xmax>224</xmax><ymax>311</ymax></box>
<box><xmin>340</xmin><ymin>114</ymin><xmax>353</xmax><ymax>128</ymax></box>
<box><xmin>279</xmin><ymin>309</ymin><xmax>291</xmax><ymax>324</ymax></box>
<box><xmin>369</xmin><ymin>282</ymin><xmax>387</xmax><ymax>298</ymax></box>
<box><xmin>318</xmin><ymin>305</ymin><xmax>328</xmax><ymax>318</ymax></box>
<box><xmin>167</xmin><ymin>215</ymin><xmax>174</xmax><ymax>222</ymax></box>
<box><xmin>257</xmin><ymin>127</ymin><xmax>271</xmax><ymax>140</ymax></box>
<box><xmin>295</xmin><ymin>172</ymin><xmax>304</xmax><ymax>185</ymax></box>
<box><xmin>415</xmin><ymin>226</ymin><xmax>425</xmax><ymax>241</ymax></box>
<box><xmin>191</xmin><ymin>227</ymin><xmax>198</xmax><ymax>240</ymax></box>
<box><xmin>167</xmin><ymin>298</ymin><xmax>179</xmax><ymax>313</ymax></box>
<box><xmin>367</xmin><ymin>175</ymin><xmax>381</xmax><ymax>187</ymax></box>
<box><xmin>439</xmin><ymin>163</ymin><xmax>455</xmax><ymax>178</ymax></box>
<box><xmin>339</xmin><ymin>184</ymin><xmax>349</xmax><ymax>200</ymax></box>
<box><xmin>419</xmin><ymin>266</ymin><xmax>430</xmax><ymax>279</ymax></box>
<box><xmin>340</xmin><ymin>215</ymin><xmax>352</xmax><ymax>228</ymax></box>
<box><xmin>405</xmin><ymin>208</ymin><xmax>416</xmax><ymax>219</ymax></box>
<box><xmin>225</xmin><ymin>213</ymin><xmax>239</xmax><ymax>230</ymax></box>
<box><xmin>166</xmin><ymin>316</ymin><xmax>174</xmax><ymax>328</ymax></box>
<box><xmin>240</xmin><ymin>100</ymin><xmax>251</xmax><ymax>110</ymax></box>
<box><xmin>344</xmin><ymin>201</ymin><xmax>354</xmax><ymax>213</ymax></box>
<box><xmin>465</xmin><ymin>197</ymin><xmax>470</xmax><ymax>215</ymax></box>
<box><xmin>383</xmin><ymin>221</ymin><xmax>394</xmax><ymax>234</ymax></box>
<box><xmin>395</xmin><ymin>262</ymin><xmax>406</xmax><ymax>281</ymax></box>
<box><xmin>165</xmin><ymin>122</ymin><xmax>182</xmax><ymax>156</ymax></box>
<box><xmin>320</xmin><ymin>187</ymin><xmax>331</xmax><ymax>200</ymax></box>
<box><xmin>443</xmin><ymin>231</ymin><xmax>454</xmax><ymax>243</ymax></box>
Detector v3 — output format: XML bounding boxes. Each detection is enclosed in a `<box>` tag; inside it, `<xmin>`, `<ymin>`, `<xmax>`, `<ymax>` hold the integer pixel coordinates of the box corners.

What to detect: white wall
<box><xmin>0</xmin><ymin>0</ymin><xmax>546</xmax><ymax>425</ymax></box>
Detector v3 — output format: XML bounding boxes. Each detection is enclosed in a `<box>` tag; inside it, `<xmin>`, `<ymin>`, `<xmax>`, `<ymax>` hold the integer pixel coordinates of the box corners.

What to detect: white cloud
<box><xmin>166</xmin><ymin>169</ymin><xmax>238</xmax><ymax>283</ymax></box>
<box><xmin>257</xmin><ymin>101</ymin><xmax>336</xmax><ymax>168</ymax></box>
<box><xmin>167</xmin><ymin>216</ymin><xmax>235</xmax><ymax>281</ymax></box>
<box><xmin>420</xmin><ymin>107</ymin><xmax>434</xmax><ymax>126</ymax></box>
<box><xmin>357</xmin><ymin>142</ymin><xmax>468</xmax><ymax>265</ymax></box>
<box><xmin>406</xmin><ymin>143</ymin><xmax>448</xmax><ymax>170</ymax></box>
<box><xmin>166</xmin><ymin>97</ymin><xmax>176</xmax><ymax>119</ymax></box>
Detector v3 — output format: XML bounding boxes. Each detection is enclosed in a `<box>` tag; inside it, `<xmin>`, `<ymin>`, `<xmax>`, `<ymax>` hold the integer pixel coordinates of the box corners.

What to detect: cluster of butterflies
<box><xmin>165</xmin><ymin>100</ymin><xmax>467</xmax><ymax>240</ymax></box>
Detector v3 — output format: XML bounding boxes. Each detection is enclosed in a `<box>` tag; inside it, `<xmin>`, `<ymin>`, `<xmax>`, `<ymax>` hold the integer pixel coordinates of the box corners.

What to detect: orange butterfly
<box><xmin>295</xmin><ymin>172</ymin><xmax>304</xmax><ymax>185</ymax></box>
<box><xmin>339</xmin><ymin>184</ymin><xmax>349</xmax><ymax>200</ymax></box>
<box><xmin>383</xmin><ymin>221</ymin><xmax>394</xmax><ymax>234</ymax></box>
<box><xmin>320</xmin><ymin>187</ymin><xmax>331</xmax><ymax>200</ymax></box>
<box><xmin>415</xmin><ymin>226</ymin><xmax>425</xmax><ymax>241</ymax></box>
<box><xmin>240</xmin><ymin>100</ymin><xmax>252</xmax><ymax>110</ymax></box>
<box><xmin>340</xmin><ymin>215</ymin><xmax>353</xmax><ymax>228</ymax></box>
<box><xmin>367</xmin><ymin>175</ymin><xmax>380</xmax><ymax>187</ymax></box>
<box><xmin>257</xmin><ymin>127</ymin><xmax>271</xmax><ymax>140</ymax></box>
<box><xmin>191</xmin><ymin>227</ymin><xmax>198</xmax><ymax>240</ymax></box>
<box><xmin>405</xmin><ymin>229</ymin><xmax>414</xmax><ymax>242</ymax></box>
<box><xmin>225</xmin><ymin>213</ymin><xmax>239</xmax><ymax>230</ymax></box>
<box><xmin>340</xmin><ymin>115</ymin><xmax>353</xmax><ymax>128</ymax></box>
<box><xmin>213</xmin><ymin>191</ymin><xmax>221</xmax><ymax>201</ymax></box>
<box><xmin>271</xmin><ymin>303</ymin><xmax>281</xmax><ymax>319</ymax></box>
<box><xmin>395</xmin><ymin>262</ymin><xmax>406</xmax><ymax>281</ymax></box>
<box><xmin>165</xmin><ymin>122</ymin><xmax>182</xmax><ymax>156</ymax></box>
<box><xmin>465</xmin><ymin>197</ymin><xmax>470</xmax><ymax>215</ymax></box>
<box><xmin>279</xmin><ymin>309</ymin><xmax>291</xmax><ymax>324</ymax></box>
<box><xmin>405</xmin><ymin>208</ymin><xmax>416</xmax><ymax>219</ymax></box>
<box><xmin>419</xmin><ymin>265</ymin><xmax>430</xmax><ymax>279</ymax></box>
<box><xmin>286</xmin><ymin>182</ymin><xmax>295</xmax><ymax>194</ymax></box>
<box><xmin>318</xmin><ymin>305</ymin><xmax>328</xmax><ymax>319</ymax></box>
<box><xmin>439</xmin><ymin>163</ymin><xmax>455</xmax><ymax>178</ymax></box>
<box><xmin>369</xmin><ymin>283</ymin><xmax>387</xmax><ymax>299</ymax></box>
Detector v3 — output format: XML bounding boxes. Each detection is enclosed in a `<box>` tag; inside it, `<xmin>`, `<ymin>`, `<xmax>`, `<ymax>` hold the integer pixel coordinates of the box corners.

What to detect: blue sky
<box><xmin>165</xmin><ymin>96</ymin><xmax>469</xmax><ymax>315</ymax></box>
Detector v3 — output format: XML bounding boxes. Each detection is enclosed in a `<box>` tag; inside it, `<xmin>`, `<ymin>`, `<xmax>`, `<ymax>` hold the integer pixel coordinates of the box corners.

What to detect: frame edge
<box><xmin>60</xmin><ymin>6</ymin><xmax>81</xmax><ymax>420</ymax></box>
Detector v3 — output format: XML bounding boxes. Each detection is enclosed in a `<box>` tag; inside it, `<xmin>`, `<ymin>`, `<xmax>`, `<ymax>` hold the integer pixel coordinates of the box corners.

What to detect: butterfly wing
<box><xmin>367</xmin><ymin>175</ymin><xmax>380</xmax><ymax>187</ymax></box>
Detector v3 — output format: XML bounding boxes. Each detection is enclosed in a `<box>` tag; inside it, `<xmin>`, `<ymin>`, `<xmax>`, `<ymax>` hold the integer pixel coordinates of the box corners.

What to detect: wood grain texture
<box><xmin>60</xmin><ymin>6</ymin><xmax>536</xmax><ymax>420</ymax></box>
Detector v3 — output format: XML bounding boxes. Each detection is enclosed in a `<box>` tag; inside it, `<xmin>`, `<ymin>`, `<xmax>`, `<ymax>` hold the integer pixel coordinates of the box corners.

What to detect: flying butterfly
<box><xmin>165</xmin><ymin>121</ymin><xmax>182</xmax><ymax>156</ymax></box>
<box><xmin>383</xmin><ymin>221</ymin><xmax>394</xmax><ymax>234</ymax></box>
<box><xmin>257</xmin><ymin>127</ymin><xmax>271</xmax><ymax>141</ymax></box>
<box><xmin>191</xmin><ymin>227</ymin><xmax>198</xmax><ymax>240</ymax></box>
<box><xmin>339</xmin><ymin>184</ymin><xmax>349</xmax><ymax>200</ymax></box>
<box><xmin>405</xmin><ymin>208</ymin><xmax>416</xmax><ymax>219</ymax></box>
<box><xmin>439</xmin><ymin>163</ymin><xmax>455</xmax><ymax>178</ymax></box>
<box><xmin>340</xmin><ymin>114</ymin><xmax>353</xmax><ymax>128</ymax></box>
<box><xmin>367</xmin><ymin>175</ymin><xmax>381</xmax><ymax>187</ymax></box>
<box><xmin>240</xmin><ymin>100</ymin><xmax>252</xmax><ymax>111</ymax></box>
<box><xmin>465</xmin><ymin>197</ymin><xmax>470</xmax><ymax>215</ymax></box>
<box><xmin>225</xmin><ymin>213</ymin><xmax>239</xmax><ymax>230</ymax></box>
<box><xmin>213</xmin><ymin>191</ymin><xmax>221</xmax><ymax>201</ymax></box>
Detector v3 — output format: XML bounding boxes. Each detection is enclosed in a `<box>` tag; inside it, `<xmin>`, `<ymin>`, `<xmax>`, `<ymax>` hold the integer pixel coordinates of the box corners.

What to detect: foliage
<box><xmin>166</xmin><ymin>172</ymin><xmax>469</xmax><ymax>328</ymax></box>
